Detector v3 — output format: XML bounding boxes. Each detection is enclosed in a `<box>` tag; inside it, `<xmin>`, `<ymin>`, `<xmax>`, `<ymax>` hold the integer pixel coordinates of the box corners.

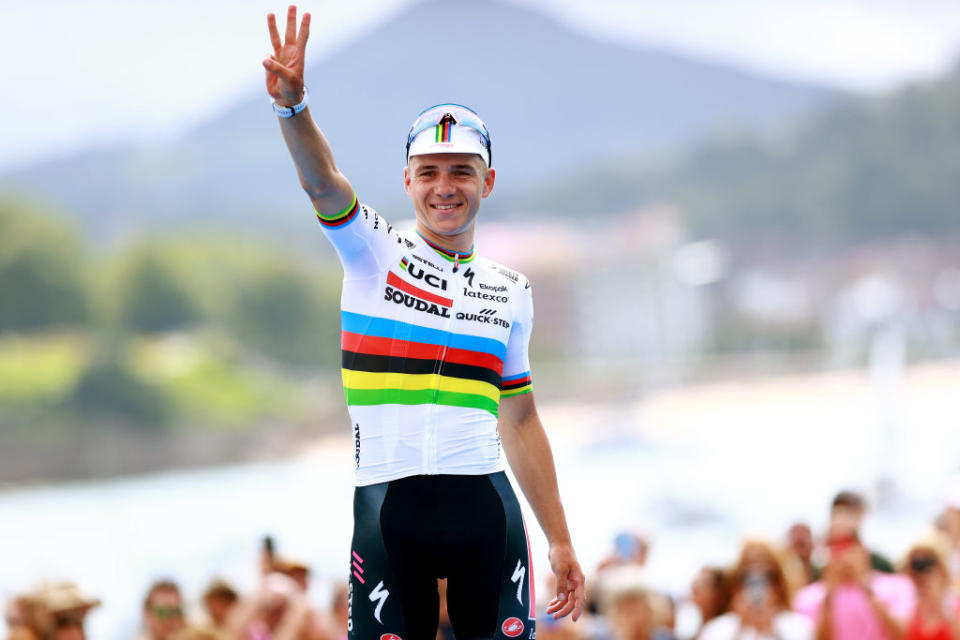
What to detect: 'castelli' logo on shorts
<box><xmin>502</xmin><ymin>617</ymin><xmax>524</xmax><ymax>637</ymax></box>
<box><xmin>380</xmin><ymin>634</ymin><xmax>402</xmax><ymax>640</ymax></box>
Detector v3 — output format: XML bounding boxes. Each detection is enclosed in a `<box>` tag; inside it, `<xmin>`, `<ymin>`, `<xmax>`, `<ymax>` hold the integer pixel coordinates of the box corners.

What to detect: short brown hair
<box><xmin>832</xmin><ymin>490</ymin><xmax>866</xmax><ymax>510</ymax></box>
<box><xmin>202</xmin><ymin>580</ymin><xmax>238</xmax><ymax>604</ymax></box>
<box><xmin>143</xmin><ymin>580</ymin><xmax>180</xmax><ymax>610</ymax></box>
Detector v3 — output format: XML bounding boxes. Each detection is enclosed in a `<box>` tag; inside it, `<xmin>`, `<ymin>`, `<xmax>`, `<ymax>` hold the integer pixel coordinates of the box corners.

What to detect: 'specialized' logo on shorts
<box><xmin>380</xmin><ymin>634</ymin><xmax>402</xmax><ymax>640</ymax></box>
<box><xmin>502</xmin><ymin>617</ymin><xmax>524</xmax><ymax>637</ymax></box>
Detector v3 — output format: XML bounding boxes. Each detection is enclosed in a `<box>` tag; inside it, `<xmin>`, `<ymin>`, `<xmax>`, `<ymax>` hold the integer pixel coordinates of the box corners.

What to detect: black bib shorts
<box><xmin>347</xmin><ymin>472</ymin><xmax>536</xmax><ymax>640</ymax></box>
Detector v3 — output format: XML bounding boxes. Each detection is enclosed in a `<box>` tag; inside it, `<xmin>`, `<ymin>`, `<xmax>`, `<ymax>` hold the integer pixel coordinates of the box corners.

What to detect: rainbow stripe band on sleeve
<box><xmin>316</xmin><ymin>194</ymin><xmax>360</xmax><ymax>228</ymax></box>
<box><xmin>500</xmin><ymin>371</ymin><xmax>532</xmax><ymax>397</ymax></box>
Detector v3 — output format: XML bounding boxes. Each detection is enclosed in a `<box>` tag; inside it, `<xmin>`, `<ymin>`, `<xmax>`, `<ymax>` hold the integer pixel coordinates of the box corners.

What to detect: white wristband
<box><xmin>272</xmin><ymin>86</ymin><xmax>309</xmax><ymax>118</ymax></box>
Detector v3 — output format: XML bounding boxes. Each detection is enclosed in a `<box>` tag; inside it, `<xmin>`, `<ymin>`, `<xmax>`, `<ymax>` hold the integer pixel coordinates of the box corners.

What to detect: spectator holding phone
<box><xmin>829</xmin><ymin>491</ymin><xmax>895</xmax><ymax>574</ymax></box>
<box><xmin>902</xmin><ymin>545</ymin><xmax>960</xmax><ymax>640</ymax></box>
<box><xmin>699</xmin><ymin>540</ymin><xmax>812</xmax><ymax>640</ymax></box>
<box><xmin>794</xmin><ymin>532</ymin><xmax>914</xmax><ymax>640</ymax></box>
<box><xmin>598</xmin><ymin>533</ymin><xmax>650</xmax><ymax>572</ymax></box>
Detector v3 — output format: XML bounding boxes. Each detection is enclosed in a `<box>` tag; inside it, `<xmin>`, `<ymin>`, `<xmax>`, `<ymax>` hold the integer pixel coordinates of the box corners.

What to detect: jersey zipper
<box><xmin>424</xmin><ymin>258</ymin><xmax>461</xmax><ymax>475</ymax></box>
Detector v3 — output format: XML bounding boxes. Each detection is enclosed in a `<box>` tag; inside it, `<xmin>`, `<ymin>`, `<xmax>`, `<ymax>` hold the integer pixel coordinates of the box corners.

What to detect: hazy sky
<box><xmin>2</xmin><ymin>0</ymin><xmax>960</xmax><ymax>171</ymax></box>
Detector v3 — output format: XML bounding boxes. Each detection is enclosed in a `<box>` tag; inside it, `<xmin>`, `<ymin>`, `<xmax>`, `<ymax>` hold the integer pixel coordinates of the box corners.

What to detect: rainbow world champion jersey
<box><xmin>317</xmin><ymin>195</ymin><xmax>534</xmax><ymax>486</ymax></box>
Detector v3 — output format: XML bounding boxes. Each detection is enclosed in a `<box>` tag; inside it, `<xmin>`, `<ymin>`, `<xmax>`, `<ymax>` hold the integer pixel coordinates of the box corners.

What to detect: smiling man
<box><xmin>263</xmin><ymin>6</ymin><xmax>584</xmax><ymax>639</ymax></box>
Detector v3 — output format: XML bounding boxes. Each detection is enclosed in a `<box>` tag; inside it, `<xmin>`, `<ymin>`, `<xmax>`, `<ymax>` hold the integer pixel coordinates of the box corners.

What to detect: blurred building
<box><xmin>480</xmin><ymin>206</ymin><xmax>719</xmax><ymax>397</ymax></box>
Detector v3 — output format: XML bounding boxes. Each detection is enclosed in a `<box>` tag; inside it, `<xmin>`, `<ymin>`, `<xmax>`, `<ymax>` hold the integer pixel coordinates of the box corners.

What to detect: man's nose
<box><xmin>433</xmin><ymin>172</ymin><xmax>455</xmax><ymax>197</ymax></box>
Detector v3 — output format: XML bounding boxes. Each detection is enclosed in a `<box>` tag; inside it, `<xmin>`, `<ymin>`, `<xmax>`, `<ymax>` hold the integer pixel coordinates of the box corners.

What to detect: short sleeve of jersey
<box><xmin>500</xmin><ymin>279</ymin><xmax>533</xmax><ymax>397</ymax></box>
<box><xmin>316</xmin><ymin>195</ymin><xmax>399</xmax><ymax>279</ymax></box>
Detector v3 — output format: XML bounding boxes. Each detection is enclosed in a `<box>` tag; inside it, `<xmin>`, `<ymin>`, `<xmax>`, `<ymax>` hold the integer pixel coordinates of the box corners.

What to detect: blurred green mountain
<box><xmin>0</xmin><ymin>0</ymin><xmax>837</xmax><ymax>243</ymax></box>
<box><xmin>513</xmin><ymin>62</ymin><xmax>960</xmax><ymax>242</ymax></box>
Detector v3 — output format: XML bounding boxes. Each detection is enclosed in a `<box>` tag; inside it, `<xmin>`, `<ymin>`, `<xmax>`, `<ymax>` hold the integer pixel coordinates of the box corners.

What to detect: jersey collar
<box><xmin>416</xmin><ymin>231</ymin><xmax>476</xmax><ymax>265</ymax></box>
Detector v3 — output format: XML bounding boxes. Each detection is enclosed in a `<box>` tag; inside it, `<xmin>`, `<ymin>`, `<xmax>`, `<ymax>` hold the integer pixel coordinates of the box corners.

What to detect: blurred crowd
<box><xmin>7</xmin><ymin>487</ymin><xmax>960</xmax><ymax>640</ymax></box>
<box><xmin>4</xmin><ymin>540</ymin><xmax>347</xmax><ymax>640</ymax></box>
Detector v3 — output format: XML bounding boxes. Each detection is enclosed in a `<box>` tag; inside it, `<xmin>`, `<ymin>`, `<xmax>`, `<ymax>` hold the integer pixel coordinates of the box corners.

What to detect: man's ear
<box><xmin>403</xmin><ymin>165</ymin><xmax>412</xmax><ymax>196</ymax></box>
<box><xmin>482</xmin><ymin>167</ymin><xmax>496</xmax><ymax>198</ymax></box>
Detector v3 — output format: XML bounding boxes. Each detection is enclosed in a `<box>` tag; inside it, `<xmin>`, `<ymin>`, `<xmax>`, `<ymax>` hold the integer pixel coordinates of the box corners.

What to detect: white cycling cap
<box><xmin>405</xmin><ymin>104</ymin><xmax>492</xmax><ymax>166</ymax></box>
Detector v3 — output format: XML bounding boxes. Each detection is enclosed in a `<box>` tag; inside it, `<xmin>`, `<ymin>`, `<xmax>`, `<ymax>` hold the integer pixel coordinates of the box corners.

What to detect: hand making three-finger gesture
<box><xmin>263</xmin><ymin>5</ymin><xmax>310</xmax><ymax>107</ymax></box>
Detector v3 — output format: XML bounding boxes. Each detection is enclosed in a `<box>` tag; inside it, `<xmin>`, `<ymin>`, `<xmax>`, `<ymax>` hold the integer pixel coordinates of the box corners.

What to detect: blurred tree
<box><xmin>229</xmin><ymin>264</ymin><xmax>339</xmax><ymax>368</ymax></box>
<box><xmin>65</xmin><ymin>336</ymin><xmax>171</xmax><ymax>427</ymax></box>
<box><xmin>0</xmin><ymin>200</ymin><xmax>88</xmax><ymax>330</ymax></box>
<box><xmin>116</xmin><ymin>249</ymin><xmax>201</xmax><ymax>333</ymax></box>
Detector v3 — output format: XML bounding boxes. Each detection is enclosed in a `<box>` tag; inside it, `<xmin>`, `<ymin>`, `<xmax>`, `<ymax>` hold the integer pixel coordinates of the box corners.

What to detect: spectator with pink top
<box><xmin>794</xmin><ymin>532</ymin><xmax>915</xmax><ymax>640</ymax></box>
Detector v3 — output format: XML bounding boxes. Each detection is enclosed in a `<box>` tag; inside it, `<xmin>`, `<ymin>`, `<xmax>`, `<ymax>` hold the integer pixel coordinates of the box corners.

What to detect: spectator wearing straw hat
<box><xmin>27</xmin><ymin>582</ymin><xmax>101</xmax><ymax>640</ymax></box>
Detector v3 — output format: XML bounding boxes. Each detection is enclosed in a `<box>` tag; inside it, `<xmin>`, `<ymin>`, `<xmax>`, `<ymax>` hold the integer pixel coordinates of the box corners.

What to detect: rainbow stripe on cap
<box><xmin>435</xmin><ymin>118</ymin><xmax>453</xmax><ymax>143</ymax></box>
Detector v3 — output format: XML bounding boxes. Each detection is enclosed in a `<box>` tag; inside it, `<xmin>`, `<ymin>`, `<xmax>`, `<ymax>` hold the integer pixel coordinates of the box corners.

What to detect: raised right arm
<box><xmin>262</xmin><ymin>6</ymin><xmax>354</xmax><ymax>217</ymax></box>
<box><xmin>264</xmin><ymin>6</ymin><xmax>399</xmax><ymax>278</ymax></box>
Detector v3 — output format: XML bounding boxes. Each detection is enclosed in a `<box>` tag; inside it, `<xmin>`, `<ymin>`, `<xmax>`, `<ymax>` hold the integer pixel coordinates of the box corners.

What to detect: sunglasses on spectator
<box><xmin>909</xmin><ymin>554</ymin><xmax>939</xmax><ymax>573</ymax></box>
<box><xmin>54</xmin><ymin>614</ymin><xmax>84</xmax><ymax>629</ymax></box>
<box><xmin>149</xmin><ymin>605</ymin><xmax>183</xmax><ymax>619</ymax></box>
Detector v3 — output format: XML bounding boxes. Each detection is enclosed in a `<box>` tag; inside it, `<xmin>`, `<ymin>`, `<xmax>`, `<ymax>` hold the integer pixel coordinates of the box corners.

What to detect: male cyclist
<box><xmin>262</xmin><ymin>6</ymin><xmax>585</xmax><ymax>638</ymax></box>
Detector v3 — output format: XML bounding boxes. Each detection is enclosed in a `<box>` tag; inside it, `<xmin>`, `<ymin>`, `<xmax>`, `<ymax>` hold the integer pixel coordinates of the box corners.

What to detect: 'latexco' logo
<box><xmin>502</xmin><ymin>617</ymin><xmax>524</xmax><ymax>637</ymax></box>
<box><xmin>463</xmin><ymin>288</ymin><xmax>509</xmax><ymax>303</ymax></box>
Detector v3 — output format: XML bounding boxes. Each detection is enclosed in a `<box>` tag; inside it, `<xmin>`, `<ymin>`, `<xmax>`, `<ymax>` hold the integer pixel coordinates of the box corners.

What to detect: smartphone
<box><xmin>614</xmin><ymin>533</ymin><xmax>637</xmax><ymax>560</ymax></box>
<box><xmin>743</xmin><ymin>572</ymin><xmax>770</xmax><ymax>608</ymax></box>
